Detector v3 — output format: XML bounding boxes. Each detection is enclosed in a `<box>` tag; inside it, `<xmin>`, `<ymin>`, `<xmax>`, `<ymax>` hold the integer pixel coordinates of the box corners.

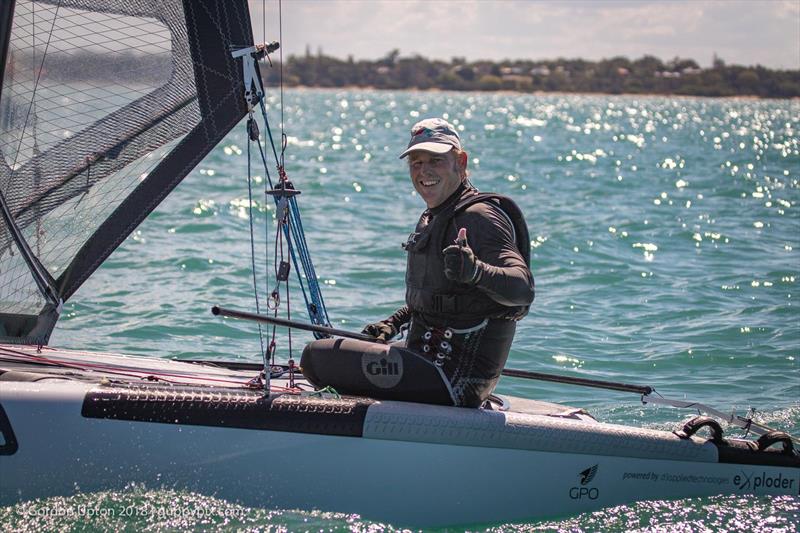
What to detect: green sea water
<box><xmin>4</xmin><ymin>90</ymin><xmax>798</xmax><ymax>531</ymax></box>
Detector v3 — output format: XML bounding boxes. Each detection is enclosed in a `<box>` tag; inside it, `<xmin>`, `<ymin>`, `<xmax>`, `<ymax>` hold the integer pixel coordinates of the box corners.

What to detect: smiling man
<box><xmin>301</xmin><ymin>118</ymin><xmax>534</xmax><ymax>407</ymax></box>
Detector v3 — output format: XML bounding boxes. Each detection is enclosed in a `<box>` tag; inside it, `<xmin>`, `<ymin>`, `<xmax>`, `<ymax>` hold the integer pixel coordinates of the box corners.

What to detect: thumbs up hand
<box><xmin>442</xmin><ymin>227</ymin><xmax>483</xmax><ymax>285</ymax></box>
<box><xmin>456</xmin><ymin>227</ymin><xmax>468</xmax><ymax>247</ymax></box>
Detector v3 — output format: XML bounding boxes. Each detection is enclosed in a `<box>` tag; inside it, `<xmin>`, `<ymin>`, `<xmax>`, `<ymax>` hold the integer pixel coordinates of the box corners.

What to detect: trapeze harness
<box><xmin>301</xmin><ymin>187</ymin><xmax>534</xmax><ymax>407</ymax></box>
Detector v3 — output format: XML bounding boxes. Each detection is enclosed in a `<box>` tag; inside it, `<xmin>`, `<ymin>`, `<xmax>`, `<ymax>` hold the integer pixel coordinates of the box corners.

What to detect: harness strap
<box><xmin>452</xmin><ymin>192</ymin><xmax>531</xmax><ymax>266</ymax></box>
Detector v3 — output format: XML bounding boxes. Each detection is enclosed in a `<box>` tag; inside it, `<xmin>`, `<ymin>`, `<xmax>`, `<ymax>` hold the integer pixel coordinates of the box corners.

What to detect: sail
<box><xmin>0</xmin><ymin>0</ymin><xmax>254</xmax><ymax>344</ymax></box>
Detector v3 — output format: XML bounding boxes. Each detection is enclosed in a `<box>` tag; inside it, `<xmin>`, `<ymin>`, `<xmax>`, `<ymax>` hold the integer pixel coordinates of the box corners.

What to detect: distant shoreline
<box><xmin>261</xmin><ymin>52</ymin><xmax>800</xmax><ymax>99</ymax></box>
<box><xmin>265</xmin><ymin>84</ymin><xmax>794</xmax><ymax>101</ymax></box>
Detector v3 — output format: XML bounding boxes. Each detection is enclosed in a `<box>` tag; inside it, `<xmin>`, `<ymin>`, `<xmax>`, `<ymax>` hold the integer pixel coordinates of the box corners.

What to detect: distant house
<box><xmin>500</xmin><ymin>66</ymin><xmax>526</xmax><ymax>76</ymax></box>
<box><xmin>617</xmin><ymin>67</ymin><xmax>630</xmax><ymax>76</ymax></box>
<box><xmin>501</xmin><ymin>74</ymin><xmax>534</xmax><ymax>84</ymax></box>
<box><xmin>531</xmin><ymin>66</ymin><xmax>551</xmax><ymax>76</ymax></box>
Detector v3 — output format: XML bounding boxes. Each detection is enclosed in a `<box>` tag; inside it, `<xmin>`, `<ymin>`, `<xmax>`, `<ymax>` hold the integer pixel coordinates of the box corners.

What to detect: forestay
<box><xmin>0</xmin><ymin>0</ymin><xmax>253</xmax><ymax>344</ymax></box>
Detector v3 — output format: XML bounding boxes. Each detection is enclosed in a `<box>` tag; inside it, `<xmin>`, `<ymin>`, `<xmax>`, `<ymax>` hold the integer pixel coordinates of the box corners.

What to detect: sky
<box><xmin>249</xmin><ymin>0</ymin><xmax>800</xmax><ymax>69</ymax></box>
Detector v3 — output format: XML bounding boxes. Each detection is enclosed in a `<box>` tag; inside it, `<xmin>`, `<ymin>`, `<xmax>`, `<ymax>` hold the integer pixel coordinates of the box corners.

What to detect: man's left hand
<box><xmin>443</xmin><ymin>244</ymin><xmax>483</xmax><ymax>285</ymax></box>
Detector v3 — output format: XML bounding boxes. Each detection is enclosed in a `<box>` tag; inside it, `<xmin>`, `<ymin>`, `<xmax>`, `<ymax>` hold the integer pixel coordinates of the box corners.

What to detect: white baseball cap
<box><xmin>399</xmin><ymin>118</ymin><xmax>462</xmax><ymax>159</ymax></box>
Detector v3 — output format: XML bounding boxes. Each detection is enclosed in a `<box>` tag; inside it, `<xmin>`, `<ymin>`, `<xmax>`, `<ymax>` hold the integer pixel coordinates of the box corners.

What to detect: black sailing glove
<box><xmin>442</xmin><ymin>244</ymin><xmax>484</xmax><ymax>285</ymax></box>
<box><xmin>443</xmin><ymin>228</ymin><xmax>484</xmax><ymax>285</ymax></box>
<box><xmin>361</xmin><ymin>320</ymin><xmax>398</xmax><ymax>343</ymax></box>
<box><xmin>361</xmin><ymin>306</ymin><xmax>410</xmax><ymax>343</ymax></box>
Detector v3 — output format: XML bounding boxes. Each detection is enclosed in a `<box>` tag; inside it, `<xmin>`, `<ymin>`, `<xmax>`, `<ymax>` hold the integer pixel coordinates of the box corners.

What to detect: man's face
<box><xmin>408</xmin><ymin>150</ymin><xmax>464</xmax><ymax>208</ymax></box>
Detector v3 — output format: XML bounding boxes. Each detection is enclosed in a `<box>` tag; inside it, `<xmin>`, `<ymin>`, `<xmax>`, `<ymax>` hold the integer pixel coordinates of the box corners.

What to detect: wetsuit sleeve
<box><xmin>387</xmin><ymin>305</ymin><xmax>411</xmax><ymax>327</ymax></box>
<box><xmin>454</xmin><ymin>203</ymin><xmax>534</xmax><ymax>307</ymax></box>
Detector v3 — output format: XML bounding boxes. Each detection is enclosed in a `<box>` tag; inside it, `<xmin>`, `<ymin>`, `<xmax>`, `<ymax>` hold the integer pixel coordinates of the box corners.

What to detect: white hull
<box><xmin>1</xmin><ymin>345</ymin><xmax>797</xmax><ymax>526</ymax></box>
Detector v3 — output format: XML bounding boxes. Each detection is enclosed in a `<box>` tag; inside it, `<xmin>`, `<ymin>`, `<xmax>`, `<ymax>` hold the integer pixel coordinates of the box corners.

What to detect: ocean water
<box><xmin>5</xmin><ymin>90</ymin><xmax>799</xmax><ymax>531</ymax></box>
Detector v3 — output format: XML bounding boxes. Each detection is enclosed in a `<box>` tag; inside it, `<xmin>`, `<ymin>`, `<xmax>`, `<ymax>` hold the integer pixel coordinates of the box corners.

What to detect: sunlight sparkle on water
<box><xmin>497</xmin><ymin>495</ymin><xmax>800</xmax><ymax>533</ymax></box>
<box><xmin>191</xmin><ymin>199</ymin><xmax>216</xmax><ymax>216</ymax></box>
<box><xmin>552</xmin><ymin>354</ymin><xmax>584</xmax><ymax>368</ymax></box>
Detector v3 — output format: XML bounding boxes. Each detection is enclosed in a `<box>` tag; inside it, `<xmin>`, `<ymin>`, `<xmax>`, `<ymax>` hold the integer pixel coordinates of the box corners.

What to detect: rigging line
<box><xmin>251</xmin><ymin>54</ymin><xmax>282</xmax><ymax>171</ymax></box>
<box><xmin>258</xmin><ymin>97</ymin><xmax>282</xmax><ymax>174</ymax></box>
<box><xmin>254</xmin><ymin>135</ymin><xmax>327</xmax><ymax>327</ymax></box>
<box><xmin>258</xmin><ymin>128</ymin><xmax>276</xmax><ymax>189</ymax></box>
<box><xmin>263</xmin><ymin>160</ymin><xmax>270</xmax><ymax>344</ymax></box>
<box><xmin>246</xmin><ymin>125</ymin><xmax>266</xmax><ymax>360</ymax></box>
<box><xmin>278</xmin><ymin>0</ymin><xmax>286</xmax><ymax>169</ymax></box>
<box><xmin>285</xmin><ymin>265</ymin><xmax>292</xmax><ymax>361</ymax></box>
<box><xmin>271</xmin><ymin>216</ymin><xmax>280</xmax><ymax>298</ymax></box>
<box><xmin>261</xmin><ymin>0</ymin><xmax>271</xmax><ymax>331</ymax></box>
<box><xmin>260</xmin><ymin>157</ymin><xmax>279</xmax><ymax>350</ymax></box>
<box><xmin>255</xmin><ymin>137</ymin><xmax>316</xmax><ymax>322</ymax></box>
<box><xmin>271</xmin><ymin>205</ymin><xmax>285</xmax><ymax>357</ymax></box>
<box><xmin>250</xmin><ymin>59</ymin><xmax>328</xmax><ymax>328</ymax></box>
<box><xmin>287</xmin><ymin>197</ymin><xmax>329</xmax><ymax>322</ymax></box>
<box><xmin>285</xmin><ymin>203</ymin><xmax>319</xmax><ymax>319</ymax></box>
<box><xmin>283</xmin><ymin>191</ymin><xmax>293</xmax><ymax>359</ymax></box>
<box><xmin>9</xmin><ymin>1</ymin><xmax>60</xmax><ymax>186</ymax></box>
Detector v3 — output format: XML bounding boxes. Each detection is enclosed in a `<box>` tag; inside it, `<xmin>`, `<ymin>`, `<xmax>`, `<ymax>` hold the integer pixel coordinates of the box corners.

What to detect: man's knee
<box><xmin>300</xmin><ymin>338</ymin><xmax>339</xmax><ymax>385</ymax></box>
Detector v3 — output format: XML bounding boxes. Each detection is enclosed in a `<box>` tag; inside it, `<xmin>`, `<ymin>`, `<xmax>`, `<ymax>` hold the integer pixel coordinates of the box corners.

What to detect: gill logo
<box><xmin>366</xmin><ymin>358</ymin><xmax>399</xmax><ymax>376</ymax></box>
<box><xmin>362</xmin><ymin>350</ymin><xmax>403</xmax><ymax>388</ymax></box>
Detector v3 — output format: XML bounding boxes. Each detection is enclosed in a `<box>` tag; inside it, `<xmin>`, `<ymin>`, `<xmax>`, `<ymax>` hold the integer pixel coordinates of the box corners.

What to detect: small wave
<box><xmin>488</xmin><ymin>495</ymin><xmax>800</xmax><ymax>532</ymax></box>
<box><xmin>0</xmin><ymin>487</ymin><xmax>397</xmax><ymax>532</ymax></box>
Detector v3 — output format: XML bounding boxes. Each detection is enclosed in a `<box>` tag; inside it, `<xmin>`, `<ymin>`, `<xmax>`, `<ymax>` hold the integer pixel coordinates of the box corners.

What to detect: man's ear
<box><xmin>457</xmin><ymin>150</ymin><xmax>469</xmax><ymax>178</ymax></box>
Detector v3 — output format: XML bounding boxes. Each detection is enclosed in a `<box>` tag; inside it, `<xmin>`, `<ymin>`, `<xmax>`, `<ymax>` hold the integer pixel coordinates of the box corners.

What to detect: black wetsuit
<box><xmin>301</xmin><ymin>185</ymin><xmax>534</xmax><ymax>407</ymax></box>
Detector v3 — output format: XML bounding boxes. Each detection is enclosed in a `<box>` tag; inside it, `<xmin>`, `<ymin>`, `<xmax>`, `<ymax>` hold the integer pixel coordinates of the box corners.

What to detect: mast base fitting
<box><xmin>265</xmin><ymin>188</ymin><xmax>301</xmax><ymax>198</ymax></box>
<box><xmin>260</xmin><ymin>41</ymin><xmax>280</xmax><ymax>56</ymax></box>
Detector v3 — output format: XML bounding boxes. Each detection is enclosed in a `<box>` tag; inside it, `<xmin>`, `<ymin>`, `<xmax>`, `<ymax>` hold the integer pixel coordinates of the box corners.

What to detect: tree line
<box><xmin>262</xmin><ymin>49</ymin><xmax>800</xmax><ymax>98</ymax></box>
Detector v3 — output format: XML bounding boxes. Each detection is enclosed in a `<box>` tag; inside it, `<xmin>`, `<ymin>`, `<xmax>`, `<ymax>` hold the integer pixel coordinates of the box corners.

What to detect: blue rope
<box><xmin>251</xmin><ymin>100</ymin><xmax>331</xmax><ymax>331</ymax></box>
<box><xmin>287</xmin><ymin>197</ymin><xmax>329</xmax><ymax>325</ymax></box>
<box><xmin>254</xmin><ymin>138</ymin><xmax>313</xmax><ymax>320</ymax></box>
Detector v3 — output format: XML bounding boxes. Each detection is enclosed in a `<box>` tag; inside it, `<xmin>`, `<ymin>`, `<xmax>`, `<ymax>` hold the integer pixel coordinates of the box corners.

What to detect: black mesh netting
<box><xmin>0</xmin><ymin>209</ymin><xmax>45</xmax><ymax>316</ymax></box>
<box><xmin>0</xmin><ymin>0</ymin><xmax>252</xmax><ymax>341</ymax></box>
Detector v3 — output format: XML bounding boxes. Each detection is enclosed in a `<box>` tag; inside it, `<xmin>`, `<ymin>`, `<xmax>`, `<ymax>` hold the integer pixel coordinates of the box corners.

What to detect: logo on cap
<box><xmin>399</xmin><ymin>117</ymin><xmax>462</xmax><ymax>158</ymax></box>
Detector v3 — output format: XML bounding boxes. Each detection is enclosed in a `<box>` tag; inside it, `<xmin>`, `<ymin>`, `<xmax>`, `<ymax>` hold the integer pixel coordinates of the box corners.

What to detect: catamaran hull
<box><xmin>1</xmin><ymin>375</ymin><xmax>797</xmax><ymax>527</ymax></box>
